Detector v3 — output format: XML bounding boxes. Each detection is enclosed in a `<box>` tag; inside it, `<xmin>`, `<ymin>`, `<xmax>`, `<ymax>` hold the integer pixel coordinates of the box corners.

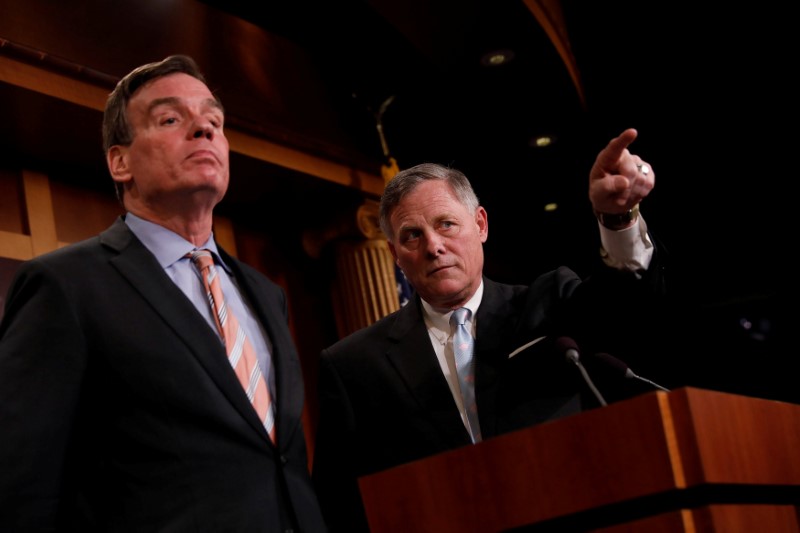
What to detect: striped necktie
<box><xmin>451</xmin><ymin>307</ymin><xmax>481</xmax><ymax>443</ymax></box>
<box><xmin>189</xmin><ymin>249</ymin><xmax>276</xmax><ymax>443</ymax></box>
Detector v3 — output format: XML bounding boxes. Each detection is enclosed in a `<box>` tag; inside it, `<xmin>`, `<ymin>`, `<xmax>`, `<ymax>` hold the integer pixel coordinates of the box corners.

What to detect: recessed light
<box><xmin>480</xmin><ymin>49</ymin><xmax>514</xmax><ymax>67</ymax></box>
<box><xmin>530</xmin><ymin>134</ymin><xmax>557</xmax><ymax>148</ymax></box>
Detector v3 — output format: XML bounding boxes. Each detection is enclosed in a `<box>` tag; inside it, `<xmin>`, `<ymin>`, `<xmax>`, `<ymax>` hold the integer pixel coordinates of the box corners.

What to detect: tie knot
<box><xmin>450</xmin><ymin>307</ymin><xmax>471</xmax><ymax>327</ymax></box>
<box><xmin>188</xmin><ymin>249</ymin><xmax>214</xmax><ymax>269</ymax></box>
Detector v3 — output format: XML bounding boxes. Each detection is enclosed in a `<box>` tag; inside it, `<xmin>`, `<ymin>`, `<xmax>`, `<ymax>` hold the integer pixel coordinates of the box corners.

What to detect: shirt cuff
<box><xmin>598</xmin><ymin>214</ymin><xmax>654</xmax><ymax>274</ymax></box>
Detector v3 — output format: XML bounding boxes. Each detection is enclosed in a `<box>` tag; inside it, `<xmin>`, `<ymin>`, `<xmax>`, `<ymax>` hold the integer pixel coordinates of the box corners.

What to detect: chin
<box><xmin>424</xmin><ymin>284</ymin><xmax>467</xmax><ymax>306</ymax></box>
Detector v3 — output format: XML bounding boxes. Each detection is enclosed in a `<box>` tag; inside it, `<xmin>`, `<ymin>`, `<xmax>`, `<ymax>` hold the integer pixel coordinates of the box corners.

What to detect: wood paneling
<box><xmin>0</xmin><ymin>168</ymin><xmax>25</xmax><ymax>235</ymax></box>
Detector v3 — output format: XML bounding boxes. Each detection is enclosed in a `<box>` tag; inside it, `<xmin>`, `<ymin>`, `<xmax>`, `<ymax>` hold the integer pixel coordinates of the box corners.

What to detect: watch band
<box><xmin>595</xmin><ymin>204</ymin><xmax>639</xmax><ymax>230</ymax></box>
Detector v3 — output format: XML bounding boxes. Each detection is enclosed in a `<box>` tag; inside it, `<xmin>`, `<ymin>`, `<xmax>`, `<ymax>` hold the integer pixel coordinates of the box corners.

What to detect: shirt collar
<box><xmin>124</xmin><ymin>212</ymin><xmax>229</xmax><ymax>272</ymax></box>
<box><xmin>421</xmin><ymin>279</ymin><xmax>484</xmax><ymax>330</ymax></box>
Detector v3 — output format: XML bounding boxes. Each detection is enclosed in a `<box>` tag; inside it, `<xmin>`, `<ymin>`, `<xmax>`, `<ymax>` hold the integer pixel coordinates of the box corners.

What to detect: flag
<box><xmin>395</xmin><ymin>264</ymin><xmax>413</xmax><ymax>307</ymax></box>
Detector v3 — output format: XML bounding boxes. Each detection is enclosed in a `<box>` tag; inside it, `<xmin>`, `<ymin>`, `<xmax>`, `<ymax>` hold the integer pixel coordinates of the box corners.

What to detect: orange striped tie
<box><xmin>190</xmin><ymin>250</ymin><xmax>276</xmax><ymax>443</ymax></box>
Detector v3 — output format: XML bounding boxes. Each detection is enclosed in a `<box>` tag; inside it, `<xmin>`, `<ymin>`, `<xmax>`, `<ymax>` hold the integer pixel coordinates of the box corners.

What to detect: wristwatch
<box><xmin>595</xmin><ymin>204</ymin><xmax>639</xmax><ymax>230</ymax></box>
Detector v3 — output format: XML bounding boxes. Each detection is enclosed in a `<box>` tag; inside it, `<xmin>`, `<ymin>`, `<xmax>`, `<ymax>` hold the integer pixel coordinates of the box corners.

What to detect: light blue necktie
<box><xmin>451</xmin><ymin>307</ymin><xmax>481</xmax><ymax>443</ymax></box>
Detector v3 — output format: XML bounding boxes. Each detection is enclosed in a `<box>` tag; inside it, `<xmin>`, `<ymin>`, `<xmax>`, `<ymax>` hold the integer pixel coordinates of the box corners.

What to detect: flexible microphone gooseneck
<box><xmin>593</xmin><ymin>352</ymin><xmax>670</xmax><ymax>392</ymax></box>
<box><xmin>555</xmin><ymin>336</ymin><xmax>608</xmax><ymax>407</ymax></box>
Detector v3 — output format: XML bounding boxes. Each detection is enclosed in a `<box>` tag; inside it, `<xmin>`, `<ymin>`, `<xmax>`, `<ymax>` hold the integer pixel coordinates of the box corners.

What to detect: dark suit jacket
<box><xmin>312</xmin><ymin>258</ymin><xmax>667</xmax><ymax>532</ymax></box>
<box><xmin>0</xmin><ymin>217</ymin><xmax>327</xmax><ymax>533</ymax></box>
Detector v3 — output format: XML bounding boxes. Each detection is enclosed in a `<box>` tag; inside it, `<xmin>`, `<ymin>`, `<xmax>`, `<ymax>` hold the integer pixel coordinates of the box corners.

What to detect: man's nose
<box><xmin>191</xmin><ymin>119</ymin><xmax>214</xmax><ymax>140</ymax></box>
<box><xmin>424</xmin><ymin>233</ymin><xmax>446</xmax><ymax>256</ymax></box>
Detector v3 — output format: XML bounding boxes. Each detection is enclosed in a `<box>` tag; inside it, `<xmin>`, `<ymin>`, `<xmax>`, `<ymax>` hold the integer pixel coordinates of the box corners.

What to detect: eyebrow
<box><xmin>147</xmin><ymin>96</ymin><xmax>223</xmax><ymax>115</ymax></box>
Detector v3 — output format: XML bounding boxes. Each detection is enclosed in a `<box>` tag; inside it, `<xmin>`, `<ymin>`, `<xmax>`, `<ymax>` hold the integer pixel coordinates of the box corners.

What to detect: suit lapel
<box><xmin>473</xmin><ymin>278</ymin><xmax>521</xmax><ymax>438</ymax></box>
<box><xmin>100</xmin><ymin>219</ymin><xmax>272</xmax><ymax>442</ymax></box>
<box><xmin>385</xmin><ymin>299</ymin><xmax>472</xmax><ymax>446</ymax></box>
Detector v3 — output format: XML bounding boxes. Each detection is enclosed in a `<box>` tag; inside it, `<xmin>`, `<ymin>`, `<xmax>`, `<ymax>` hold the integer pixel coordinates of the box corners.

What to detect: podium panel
<box><xmin>595</xmin><ymin>504</ymin><xmax>800</xmax><ymax>533</ymax></box>
<box><xmin>359</xmin><ymin>388</ymin><xmax>800</xmax><ymax>532</ymax></box>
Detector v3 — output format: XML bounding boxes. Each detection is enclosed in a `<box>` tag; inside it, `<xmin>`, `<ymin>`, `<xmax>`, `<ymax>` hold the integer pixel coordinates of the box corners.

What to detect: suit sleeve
<box><xmin>312</xmin><ymin>350</ymin><xmax>371</xmax><ymax>533</ymax></box>
<box><xmin>0</xmin><ymin>260</ymin><xmax>89</xmax><ymax>529</ymax></box>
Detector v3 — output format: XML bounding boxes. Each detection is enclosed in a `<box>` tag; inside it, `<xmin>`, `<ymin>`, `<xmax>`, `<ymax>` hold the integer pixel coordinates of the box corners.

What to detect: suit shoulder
<box><xmin>484</xmin><ymin>269</ymin><xmax>580</xmax><ymax>302</ymax></box>
<box><xmin>20</xmin><ymin>235</ymin><xmax>105</xmax><ymax>271</ymax></box>
<box><xmin>322</xmin><ymin>307</ymin><xmax>403</xmax><ymax>356</ymax></box>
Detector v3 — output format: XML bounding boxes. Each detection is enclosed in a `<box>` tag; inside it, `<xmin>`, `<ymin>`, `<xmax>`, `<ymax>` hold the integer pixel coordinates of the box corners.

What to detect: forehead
<box><xmin>393</xmin><ymin>180</ymin><xmax>467</xmax><ymax>221</ymax></box>
<box><xmin>130</xmin><ymin>72</ymin><xmax>217</xmax><ymax>108</ymax></box>
<box><xmin>405</xmin><ymin>180</ymin><xmax>460</xmax><ymax>206</ymax></box>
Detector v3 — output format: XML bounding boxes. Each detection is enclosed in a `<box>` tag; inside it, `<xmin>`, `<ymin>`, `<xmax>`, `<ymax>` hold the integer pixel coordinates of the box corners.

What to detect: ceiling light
<box><xmin>530</xmin><ymin>134</ymin><xmax>557</xmax><ymax>148</ymax></box>
<box><xmin>480</xmin><ymin>49</ymin><xmax>514</xmax><ymax>67</ymax></box>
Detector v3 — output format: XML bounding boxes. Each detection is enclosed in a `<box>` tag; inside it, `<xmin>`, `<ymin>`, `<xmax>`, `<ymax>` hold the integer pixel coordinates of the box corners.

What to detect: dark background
<box><xmin>200</xmin><ymin>0</ymin><xmax>794</xmax><ymax>401</ymax></box>
<box><xmin>0</xmin><ymin>0</ymin><xmax>794</xmax><ymax>402</ymax></box>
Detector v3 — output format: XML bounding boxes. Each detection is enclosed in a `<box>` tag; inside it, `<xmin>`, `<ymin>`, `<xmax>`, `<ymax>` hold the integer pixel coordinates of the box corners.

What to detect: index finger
<box><xmin>595</xmin><ymin>128</ymin><xmax>638</xmax><ymax>171</ymax></box>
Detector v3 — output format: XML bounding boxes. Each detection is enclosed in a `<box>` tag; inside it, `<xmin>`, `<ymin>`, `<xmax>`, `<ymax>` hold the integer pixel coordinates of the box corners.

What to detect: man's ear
<box><xmin>107</xmin><ymin>146</ymin><xmax>132</xmax><ymax>185</ymax></box>
<box><xmin>476</xmin><ymin>206</ymin><xmax>489</xmax><ymax>243</ymax></box>
<box><xmin>387</xmin><ymin>241</ymin><xmax>399</xmax><ymax>264</ymax></box>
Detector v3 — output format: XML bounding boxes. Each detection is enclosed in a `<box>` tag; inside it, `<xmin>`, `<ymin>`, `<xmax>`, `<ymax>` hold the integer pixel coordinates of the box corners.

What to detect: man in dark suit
<box><xmin>312</xmin><ymin>129</ymin><xmax>668</xmax><ymax>532</ymax></box>
<box><xmin>0</xmin><ymin>55</ymin><xmax>327</xmax><ymax>532</ymax></box>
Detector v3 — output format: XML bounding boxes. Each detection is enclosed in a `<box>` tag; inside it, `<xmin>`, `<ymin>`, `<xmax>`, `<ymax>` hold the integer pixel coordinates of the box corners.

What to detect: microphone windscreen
<box><xmin>594</xmin><ymin>352</ymin><xmax>630</xmax><ymax>375</ymax></box>
<box><xmin>554</xmin><ymin>336</ymin><xmax>579</xmax><ymax>355</ymax></box>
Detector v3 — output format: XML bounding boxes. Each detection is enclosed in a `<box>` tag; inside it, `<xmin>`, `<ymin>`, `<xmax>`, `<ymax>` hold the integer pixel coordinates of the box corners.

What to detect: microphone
<box><xmin>555</xmin><ymin>336</ymin><xmax>608</xmax><ymax>407</ymax></box>
<box><xmin>593</xmin><ymin>352</ymin><xmax>670</xmax><ymax>392</ymax></box>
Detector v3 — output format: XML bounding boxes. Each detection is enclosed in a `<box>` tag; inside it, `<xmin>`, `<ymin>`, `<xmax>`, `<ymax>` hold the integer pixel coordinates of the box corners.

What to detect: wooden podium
<box><xmin>358</xmin><ymin>387</ymin><xmax>800</xmax><ymax>532</ymax></box>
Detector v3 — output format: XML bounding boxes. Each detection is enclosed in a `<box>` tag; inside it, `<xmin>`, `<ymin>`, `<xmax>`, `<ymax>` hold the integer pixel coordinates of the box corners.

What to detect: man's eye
<box><xmin>162</xmin><ymin>117</ymin><xmax>178</xmax><ymax>125</ymax></box>
<box><xmin>400</xmin><ymin>233</ymin><xmax>420</xmax><ymax>250</ymax></box>
<box><xmin>439</xmin><ymin>221</ymin><xmax>457</xmax><ymax>232</ymax></box>
<box><xmin>399</xmin><ymin>231</ymin><xmax>419</xmax><ymax>244</ymax></box>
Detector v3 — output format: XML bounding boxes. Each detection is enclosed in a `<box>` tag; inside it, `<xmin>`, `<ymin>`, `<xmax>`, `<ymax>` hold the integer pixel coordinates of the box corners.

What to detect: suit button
<box><xmin>280</xmin><ymin>454</ymin><xmax>288</xmax><ymax>464</ymax></box>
